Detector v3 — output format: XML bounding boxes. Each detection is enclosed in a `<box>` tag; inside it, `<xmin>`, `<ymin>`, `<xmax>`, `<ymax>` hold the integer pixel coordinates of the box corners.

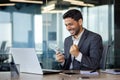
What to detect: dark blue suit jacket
<box><xmin>62</xmin><ymin>29</ymin><xmax>103</xmax><ymax>70</ymax></box>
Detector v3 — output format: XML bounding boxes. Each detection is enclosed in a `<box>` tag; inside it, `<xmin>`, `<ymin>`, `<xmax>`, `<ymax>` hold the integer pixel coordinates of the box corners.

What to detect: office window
<box><xmin>88</xmin><ymin>5</ymin><xmax>109</xmax><ymax>42</ymax></box>
<box><xmin>34</xmin><ymin>14</ymin><xmax>43</xmax><ymax>52</ymax></box>
<box><xmin>0</xmin><ymin>11</ymin><xmax>12</xmax><ymax>47</ymax></box>
<box><xmin>0</xmin><ymin>23</ymin><xmax>12</xmax><ymax>47</ymax></box>
<box><xmin>12</xmin><ymin>12</ymin><xmax>34</xmax><ymax>48</ymax></box>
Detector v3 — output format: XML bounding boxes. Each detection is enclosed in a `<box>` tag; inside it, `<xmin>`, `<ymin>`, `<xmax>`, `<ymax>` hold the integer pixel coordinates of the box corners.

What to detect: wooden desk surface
<box><xmin>42</xmin><ymin>71</ymin><xmax>120</xmax><ymax>80</ymax></box>
<box><xmin>0</xmin><ymin>71</ymin><xmax>120</xmax><ymax>80</ymax></box>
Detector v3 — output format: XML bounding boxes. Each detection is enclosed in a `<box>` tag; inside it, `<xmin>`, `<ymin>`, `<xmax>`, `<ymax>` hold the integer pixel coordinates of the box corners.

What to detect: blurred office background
<box><xmin>0</xmin><ymin>0</ymin><xmax>119</xmax><ymax>69</ymax></box>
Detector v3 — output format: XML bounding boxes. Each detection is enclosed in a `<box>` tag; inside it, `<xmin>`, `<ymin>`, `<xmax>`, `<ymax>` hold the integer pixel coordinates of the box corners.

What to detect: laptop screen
<box><xmin>11</xmin><ymin>48</ymin><xmax>43</xmax><ymax>74</ymax></box>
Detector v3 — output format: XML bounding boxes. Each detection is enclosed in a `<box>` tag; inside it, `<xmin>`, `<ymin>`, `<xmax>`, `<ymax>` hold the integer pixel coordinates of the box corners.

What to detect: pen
<box><xmin>90</xmin><ymin>70</ymin><xmax>96</xmax><ymax>73</ymax></box>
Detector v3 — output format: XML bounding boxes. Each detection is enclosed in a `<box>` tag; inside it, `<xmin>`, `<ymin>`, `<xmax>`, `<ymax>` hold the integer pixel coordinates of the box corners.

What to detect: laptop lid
<box><xmin>11</xmin><ymin>48</ymin><xmax>43</xmax><ymax>74</ymax></box>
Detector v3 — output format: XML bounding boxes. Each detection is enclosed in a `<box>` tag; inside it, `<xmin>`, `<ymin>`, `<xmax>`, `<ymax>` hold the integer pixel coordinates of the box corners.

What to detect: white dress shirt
<box><xmin>70</xmin><ymin>29</ymin><xmax>84</xmax><ymax>69</ymax></box>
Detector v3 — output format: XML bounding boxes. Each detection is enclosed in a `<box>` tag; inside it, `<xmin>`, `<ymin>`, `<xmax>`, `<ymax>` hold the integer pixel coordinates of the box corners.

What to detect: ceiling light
<box><xmin>0</xmin><ymin>3</ymin><xmax>15</xmax><ymax>6</ymax></box>
<box><xmin>63</xmin><ymin>0</ymin><xmax>94</xmax><ymax>7</ymax></box>
<box><xmin>10</xmin><ymin>0</ymin><xmax>43</xmax><ymax>4</ymax></box>
<box><xmin>42</xmin><ymin>9</ymin><xmax>67</xmax><ymax>13</ymax></box>
<box><xmin>42</xmin><ymin>4</ymin><xmax>55</xmax><ymax>11</ymax></box>
<box><xmin>63</xmin><ymin>0</ymin><xmax>84</xmax><ymax>5</ymax></box>
<box><xmin>86</xmin><ymin>3</ymin><xmax>94</xmax><ymax>7</ymax></box>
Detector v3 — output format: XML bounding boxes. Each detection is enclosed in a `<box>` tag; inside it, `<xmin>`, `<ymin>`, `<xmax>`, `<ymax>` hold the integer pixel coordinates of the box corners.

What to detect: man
<box><xmin>56</xmin><ymin>9</ymin><xmax>103</xmax><ymax>70</ymax></box>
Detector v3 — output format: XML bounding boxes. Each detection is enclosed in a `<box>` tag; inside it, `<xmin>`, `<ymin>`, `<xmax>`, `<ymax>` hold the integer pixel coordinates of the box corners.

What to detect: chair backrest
<box><xmin>100</xmin><ymin>43</ymin><xmax>109</xmax><ymax>70</ymax></box>
<box><xmin>0</xmin><ymin>41</ymin><xmax>7</xmax><ymax>52</ymax></box>
<box><xmin>0</xmin><ymin>41</ymin><xmax>9</xmax><ymax>63</ymax></box>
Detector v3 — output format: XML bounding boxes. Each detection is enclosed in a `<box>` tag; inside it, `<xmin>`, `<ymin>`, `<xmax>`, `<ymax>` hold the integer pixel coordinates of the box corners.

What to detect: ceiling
<box><xmin>0</xmin><ymin>0</ymin><xmax>109</xmax><ymax>6</ymax></box>
<box><xmin>0</xmin><ymin>0</ymin><xmax>112</xmax><ymax>11</ymax></box>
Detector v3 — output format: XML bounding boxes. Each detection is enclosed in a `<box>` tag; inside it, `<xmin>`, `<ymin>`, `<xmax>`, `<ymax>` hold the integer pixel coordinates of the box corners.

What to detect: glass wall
<box><xmin>0</xmin><ymin>12</ymin><xmax>12</xmax><ymax>48</ymax></box>
<box><xmin>34</xmin><ymin>14</ymin><xmax>43</xmax><ymax>52</ymax></box>
<box><xmin>13</xmin><ymin>12</ymin><xmax>35</xmax><ymax>48</ymax></box>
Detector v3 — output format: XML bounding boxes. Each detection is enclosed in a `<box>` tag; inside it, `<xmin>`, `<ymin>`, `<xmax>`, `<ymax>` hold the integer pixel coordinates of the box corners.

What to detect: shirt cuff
<box><xmin>61</xmin><ymin>61</ymin><xmax>65</xmax><ymax>66</ymax></box>
<box><xmin>75</xmin><ymin>52</ymin><xmax>82</xmax><ymax>62</ymax></box>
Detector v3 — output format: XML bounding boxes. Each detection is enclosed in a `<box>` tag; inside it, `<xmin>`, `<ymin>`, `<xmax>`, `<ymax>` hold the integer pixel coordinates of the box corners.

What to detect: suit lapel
<box><xmin>68</xmin><ymin>36</ymin><xmax>73</xmax><ymax>57</ymax></box>
<box><xmin>78</xmin><ymin>29</ymin><xmax>88</xmax><ymax>49</ymax></box>
<box><xmin>69</xmin><ymin>36</ymin><xmax>73</xmax><ymax>47</ymax></box>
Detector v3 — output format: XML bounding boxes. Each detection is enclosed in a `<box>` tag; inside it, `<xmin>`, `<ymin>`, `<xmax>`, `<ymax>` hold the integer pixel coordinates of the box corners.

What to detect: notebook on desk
<box><xmin>11</xmin><ymin>48</ymin><xmax>61</xmax><ymax>75</ymax></box>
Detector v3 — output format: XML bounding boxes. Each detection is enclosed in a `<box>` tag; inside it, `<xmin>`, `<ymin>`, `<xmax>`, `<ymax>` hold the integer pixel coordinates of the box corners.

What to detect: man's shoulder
<box><xmin>65</xmin><ymin>35</ymin><xmax>72</xmax><ymax>40</ymax></box>
<box><xmin>85</xmin><ymin>29</ymin><xmax>101</xmax><ymax>37</ymax></box>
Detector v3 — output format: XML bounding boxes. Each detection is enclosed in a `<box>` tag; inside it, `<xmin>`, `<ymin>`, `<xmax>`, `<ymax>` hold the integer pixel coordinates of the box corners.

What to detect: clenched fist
<box><xmin>69</xmin><ymin>44</ymin><xmax>79</xmax><ymax>57</ymax></box>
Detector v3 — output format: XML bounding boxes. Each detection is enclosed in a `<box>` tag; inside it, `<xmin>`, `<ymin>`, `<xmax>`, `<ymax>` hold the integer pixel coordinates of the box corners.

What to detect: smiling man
<box><xmin>56</xmin><ymin>9</ymin><xmax>103</xmax><ymax>70</ymax></box>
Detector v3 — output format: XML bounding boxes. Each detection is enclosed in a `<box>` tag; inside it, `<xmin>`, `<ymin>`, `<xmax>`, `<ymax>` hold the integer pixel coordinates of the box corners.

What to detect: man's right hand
<box><xmin>56</xmin><ymin>53</ymin><xmax>65</xmax><ymax>63</ymax></box>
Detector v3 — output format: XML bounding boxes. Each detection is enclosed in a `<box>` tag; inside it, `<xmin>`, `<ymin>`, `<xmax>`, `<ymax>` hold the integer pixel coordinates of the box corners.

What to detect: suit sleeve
<box><xmin>81</xmin><ymin>34</ymin><xmax>103</xmax><ymax>70</ymax></box>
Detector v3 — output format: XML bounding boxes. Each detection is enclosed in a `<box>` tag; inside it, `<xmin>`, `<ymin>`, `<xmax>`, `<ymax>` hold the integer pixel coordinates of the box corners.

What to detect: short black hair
<box><xmin>63</xmin><ymin>9</ymin><xmax>83</xmax><ymax>21</ymax></box>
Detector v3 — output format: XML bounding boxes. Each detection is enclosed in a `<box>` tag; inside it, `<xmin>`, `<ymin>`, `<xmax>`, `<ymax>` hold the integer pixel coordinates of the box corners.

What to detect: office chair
<box><xmin>0</xmin><ymin>41</ymin><xmax>7</xmax><ymax>52</ymax></box>
<box><xmin>0</xmin><ymin>41</ymin><xmax>10</xmax><ymax>71</ymax></box>
<box><xmin>0</xmin><ymin>41</ymin><xmax>8</xmax><ymax>61</ymax></box>
<box><xmin>100</xmin><ymin>43</ymin><xmax>109</xmax><ymax>70</ymax></box>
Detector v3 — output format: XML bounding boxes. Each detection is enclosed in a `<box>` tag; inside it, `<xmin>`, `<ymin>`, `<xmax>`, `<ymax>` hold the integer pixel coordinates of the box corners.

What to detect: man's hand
<box><xmin>56</xmin><ymin>53</ymin><xmax>65</xmax><ymax>63</ymax></box>
<box><xmin>70</xmin><ymin>44</ymin><xmax>79</xmax><ymax>57</ymax></box>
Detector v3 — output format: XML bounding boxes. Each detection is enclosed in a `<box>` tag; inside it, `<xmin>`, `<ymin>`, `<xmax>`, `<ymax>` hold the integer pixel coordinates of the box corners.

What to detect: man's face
<box><xmin>64</xmin><ymin>18</ymin><xmax>82</xmax><ymax>36</ymax></box>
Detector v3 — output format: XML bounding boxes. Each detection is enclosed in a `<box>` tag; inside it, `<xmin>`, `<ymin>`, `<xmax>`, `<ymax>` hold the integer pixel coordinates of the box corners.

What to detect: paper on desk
<box><xmin>80</xmin><ymin>71</ymin><xmax>99</xmax><ymax>75</ymax></box>
<box><xmin>101</xmin><ymin>69</ymin><xmax>120</xmax><ymax>75</ymax></box>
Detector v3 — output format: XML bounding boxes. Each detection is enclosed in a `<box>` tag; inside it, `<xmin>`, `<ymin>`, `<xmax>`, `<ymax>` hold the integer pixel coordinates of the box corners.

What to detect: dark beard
<box><xmin>74</xmin><ymin>26</ymin><xmax>81</xmax><ymax>36</ymax></box>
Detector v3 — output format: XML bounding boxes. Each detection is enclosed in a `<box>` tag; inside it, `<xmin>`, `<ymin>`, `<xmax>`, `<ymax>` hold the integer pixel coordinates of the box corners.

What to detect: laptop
<box><xmin>10</xmin><ymin>48</ymin><xmax>61</xmax><ymax>75</ymax></box>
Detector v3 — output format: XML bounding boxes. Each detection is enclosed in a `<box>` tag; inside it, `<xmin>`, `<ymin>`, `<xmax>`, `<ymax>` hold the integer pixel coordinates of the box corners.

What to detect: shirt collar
<box><xmin>72</xmin><ymin>29</ymin><xmax>84</xmax><ymax>41</ymax></box>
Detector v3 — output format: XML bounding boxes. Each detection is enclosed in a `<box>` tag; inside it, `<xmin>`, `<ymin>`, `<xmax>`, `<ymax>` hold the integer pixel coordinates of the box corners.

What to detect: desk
<box><xmin>0</xmin><ymin>71</ymin><xmax>120</xmax><ymax>80</ymax></box>
<box><xmin>43</xmin><ymin>70</ymin><xmax>120</xmax><ymax>80</ymax></box>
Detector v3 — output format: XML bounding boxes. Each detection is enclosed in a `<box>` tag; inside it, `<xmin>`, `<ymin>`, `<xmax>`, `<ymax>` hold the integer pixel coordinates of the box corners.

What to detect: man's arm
<box><xmin>80</xmin><ymin>35</ymin><xmax>103</xmax><ymax>70</ymax></box>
